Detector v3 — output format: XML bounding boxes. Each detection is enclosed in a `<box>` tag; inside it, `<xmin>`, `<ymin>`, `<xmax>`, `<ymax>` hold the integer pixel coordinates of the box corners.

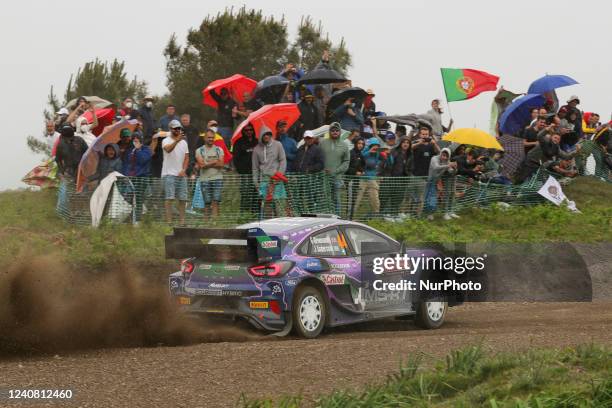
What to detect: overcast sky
<box><xmin>1</xmin><ymin>0</ymin><xmax>610</xmax><ymax>190</ymax></box>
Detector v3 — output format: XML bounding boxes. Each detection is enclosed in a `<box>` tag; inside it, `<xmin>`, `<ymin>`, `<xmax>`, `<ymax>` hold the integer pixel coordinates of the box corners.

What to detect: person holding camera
<box><xmin>333</xmin><ymin>97</ymin><xmax>364</xmax><ymax>131</ymax></box>
<box><xmin>424</xmin><ymin>147</ymin><xmax>458</xmax><ymax>221</ymax></box>
<box><xmin>161</xmin><ymin>120</ymin><xmax>189</xmax><ymax>225</ymax></box>
<box><xmin>411</xmin><ymin>126</ymin><xmax>440</xmax><ymax>216</ymax></box>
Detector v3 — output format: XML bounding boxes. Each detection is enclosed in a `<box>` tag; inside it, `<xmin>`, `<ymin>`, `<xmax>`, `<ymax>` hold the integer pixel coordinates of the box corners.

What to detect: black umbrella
<box><xmin>376</xmin><ymin>114</ymin><xmax>433</xmax><ymax>129</ymax></box>
<box><xmin>326</xmin><ymin>87</ymin><xmax>368</xmax><ymax>112</ymax></box>
<box><xmin>298</xmin><ymin>67</ymin><xmax>346</xmax><ymax>85</ymax></box>
<box><xmin>254</xmin><ymin>75</ymin><xmax>290</xmax><ymax>104</ymax></box>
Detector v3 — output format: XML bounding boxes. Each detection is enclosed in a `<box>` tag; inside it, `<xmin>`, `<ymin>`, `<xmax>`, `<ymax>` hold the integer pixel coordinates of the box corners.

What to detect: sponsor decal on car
<box><xmin>169</xmin><ymin>279</ymin><xmax>179</xmax><ymax>289</ymax></box>
<box><xmin>178</xmin><ymin>296</ymin><xmax>191</xmax><ymax>305</ymax></box>
<box><xmin>330</xmin><ymin>262</ymin><xmax>351</xmax><ymax>269</ymax></box>
<box><xmin>209</xmin><ymin>283</ymin><xmax>229</xmax><ymax>289</ymax></box>
<box><xmin>270</xmin><ymin>283</ymin><xmax>282</xmax><ymax>294</ymax></box>
<box><xmin>260</xmin><ymin>240</ymin><xmax>278</xmax><ymax>249</ymax></box>
<box><xmin>320</xmin><ymin>274</ymin><xmax>346</xmax><ymax>285</ymax></box>
<box><xmin>199</xmin><ymin>264</ymin><xmax>212</xmax><ymax>270</ymax></box>
<box><xmin>225</xmin><ymin>265</ymin><xmax>241</xmax><ymax>270</ymax></box>
<box><xmin>285</xmin><ymin>279</ymin><xmax>298</xmax><ymax>286</ymax></box>
<box><xmin>249</xmin><ymin>301</ymin><xmax>269</xmax><ymax>309</ymax></box>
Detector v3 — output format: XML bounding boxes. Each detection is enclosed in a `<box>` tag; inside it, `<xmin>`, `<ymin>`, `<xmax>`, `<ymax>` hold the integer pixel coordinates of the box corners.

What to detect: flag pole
<box><xmin>440</xmin><ymin>68</ymin><xmax>454</xmax><ymax>130</ymax></box>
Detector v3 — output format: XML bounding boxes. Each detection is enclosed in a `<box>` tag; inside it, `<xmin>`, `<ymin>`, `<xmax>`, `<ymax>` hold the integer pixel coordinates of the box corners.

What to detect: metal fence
<box><xmin>55</xmin><ymin>157</ymin><xmax>610</xmax><ymax>227</ymax></box>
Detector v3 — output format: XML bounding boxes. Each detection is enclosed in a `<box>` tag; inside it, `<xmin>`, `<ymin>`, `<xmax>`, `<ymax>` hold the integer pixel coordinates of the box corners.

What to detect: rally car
<box><xmin>166</xmin><ymin>216</ymin><xmax>464</xmax><ymax>338</ymax></box>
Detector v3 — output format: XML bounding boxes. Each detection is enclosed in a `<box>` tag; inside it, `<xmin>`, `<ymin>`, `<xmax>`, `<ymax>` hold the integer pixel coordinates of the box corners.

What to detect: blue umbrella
<box><xmin>527</xmin><ymin>74</ymin><xmax>578</xmax><ymax>95</ymax></box>
<box><xmin>499</xmin><ymin>94</ymin><xmax>546</xmax><ymax>135</ymax></box>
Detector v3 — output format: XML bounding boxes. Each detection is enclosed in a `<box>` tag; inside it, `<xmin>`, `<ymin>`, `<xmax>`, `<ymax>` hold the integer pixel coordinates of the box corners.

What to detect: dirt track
<box><xmin>1</xmin><ymin>302</ymin><xmax>611</xmax><ymax>408</ymax></box>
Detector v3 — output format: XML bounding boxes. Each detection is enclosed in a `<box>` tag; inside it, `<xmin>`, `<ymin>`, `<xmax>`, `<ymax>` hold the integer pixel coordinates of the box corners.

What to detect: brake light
<box><xmin>248</xmin><ymin>261</ymin><xmax>294</xmax><ymax>278</ymax></box>
<box><xmin>180</xmin><ymin>259</ymin><xmax>195</xmax><ymax>276</ymax></box>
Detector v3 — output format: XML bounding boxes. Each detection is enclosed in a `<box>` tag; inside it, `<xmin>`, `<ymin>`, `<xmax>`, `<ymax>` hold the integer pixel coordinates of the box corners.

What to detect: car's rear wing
<box><xmin>165</xmin><ymin>227</ymin><xmax>282</xmax><ymax>263</ymax></box>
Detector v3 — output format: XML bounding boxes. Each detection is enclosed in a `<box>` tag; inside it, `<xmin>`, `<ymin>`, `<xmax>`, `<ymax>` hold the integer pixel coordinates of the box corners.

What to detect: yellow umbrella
<box><xmin>442</xmin><ymin>128</ymin><xmax>504</xmax><ymax>150</ymax></box>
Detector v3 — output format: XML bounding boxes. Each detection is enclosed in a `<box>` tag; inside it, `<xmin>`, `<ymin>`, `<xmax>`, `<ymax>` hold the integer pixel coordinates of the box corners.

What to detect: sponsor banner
<box><xmin>249</xmin><ymin>301</ymin><xmax>269</xmax><ymax>309</ymax></box>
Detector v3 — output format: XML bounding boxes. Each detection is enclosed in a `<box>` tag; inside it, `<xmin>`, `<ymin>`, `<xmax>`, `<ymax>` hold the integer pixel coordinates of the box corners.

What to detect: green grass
<box><xmin>241</xmin><ymin>343</ymin><xmax>612</xmax><ymax>407</ymax></box>
<box><xmin>0</xmin><ymin>176</ymin><xmax>610</xmax><ymax>270</ymax></box>
<box><xmin>369</xmin><ymin>177</ymin><xmax>612</xmax><ymax>242</ymax></box>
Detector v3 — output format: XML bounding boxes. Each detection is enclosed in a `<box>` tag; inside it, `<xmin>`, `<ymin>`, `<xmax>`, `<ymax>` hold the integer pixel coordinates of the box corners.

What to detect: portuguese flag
<box><xmin>441</xmin><ymin>68</ymin><xmax>499</xmax><ymax>102</ymax></box>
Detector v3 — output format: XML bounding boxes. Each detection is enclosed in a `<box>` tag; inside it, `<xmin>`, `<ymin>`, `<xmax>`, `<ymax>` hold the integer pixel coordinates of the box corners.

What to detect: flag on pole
<box><xmin>441</xmin><ymin>68</ymin><xmax>499</xmax><ymax>102</ymax></box>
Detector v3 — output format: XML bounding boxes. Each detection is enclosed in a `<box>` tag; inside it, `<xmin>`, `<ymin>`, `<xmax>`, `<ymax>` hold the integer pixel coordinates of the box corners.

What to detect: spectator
<box><xmin>373</xmin><ymin>115</ymin><xmax>391</xmax><ymax>140</ymax></box>
<box><xmin>456</xmin><ymin>150</ymin><xmax>484</xmax><ymax>180</ymax></box>
<box><xmin>313</xmin><ymin>85</ymin><xmax>328</xmax><ymax>123</ymax></box>
<box><xmin>363</xmin><ymin>89</ymin><xmax>376</xmax><ymax>121</ymax></box>
<box><xmin>298</xmin><ymin>92</ymin><xmax>322</xmax><ymax>140</ymax></box>
<box><xmin>195</xmin><ymin>129</ymin><xmax>225</xmax><ymax>219</ymax></box>
<box><xmin>44</xmin><ymin>120</ymin><xmax>60</xmax><ymax>152</ymax></box>
<box><xmin>161</xmin><ymin>120</ymin><xmax>189</xmax><ymax>225</ymax></box>
<box><xmin>233</xmin><ymin>124</ymin><xmax>259</xmax><ymax>214</ymax></box>
<box><xmin>344</xmin><ymin>128</ymin><xmax>360</xmax><ymax>150</ymax></box>
<box><xmin>209</xmin><ymin>87</ymin><xmax>237</xmax><ymax>146</ymax></box>
<box><xmin>320</xmin><ymin>122</ymin><xmax>350</xmax><ymax>214</ymax></box>
<box><xmin>119</xmin><ymin>97</ymin><xmax>135</xmax><ymax>118</ymax></box>
<box><xmin>117</xmin><ymin>128</ymin><xmax>134</xmax><ymax>164</ymax></box>
<box><xmin>562</xmin><ymin>96</ymin><xmax>583</xmax><ymax>138</ymax></box>
<box><xmin>354</xmin><ymin>138</ymin><xmax>382</xmax><ymax>217</ymax></box>
<box><xmin>384</xmin><ymin>131</ymin><xmax>397</xmax><ymax>148</ymax></box>
<box><xmin>396</xmin><ymin>125</ymin><xmax>407</xmax><ymax>139</ymax></box>
<box><xmin>516</xmin><ymin>132</ymin><xmax>581</xmax><ymax>183</ymax></box>
<box><xmin>380</xmin><ymin>136</ymin><xmax>412</xmax><ymax>216</ymax></box>
<box><xmin>65</xmin><ymin>97</ymin><xmax>90</xmax><ymax>127</ymax></box>
<box><xmin>55</xmin><ymin>107</ymin><xmax>70</xmax><ymax>130</ymax></box>
<box><xmin>55</xmin><ymin>124</ymin><xmax>88</xmax><ymax>180</ymax></box>
<box><xmin>428</xmin><ymin>99</ymin><xmax>453</xmax><ymax>139</ymax></box>
<box><xmin>521</xmin><ymin>116</ymin><xmax>548</xmax><ymax>153</ymax></box>
<box><xmin>138</xmin><ymin>95</ymin><xmax>156</xmax><ymax>143</ymax></box>
<box><xmin>277</xmin><ymin>120</ymin><xmax>297</xmax><ymax>171</ymax></box>
<box><xmin>294</xmin><ymin>131</ymin><xmax>324</xmax><ymax>174</ymax></box>
<box><xmin>346</xmin><ymin>137</ymin><xmax>365</xmax><ymax>219</ymax></box>
<box><xmin>180</xmin><ymin>113</ymin><xmax>201</xmax><ymax>177</ymax></box>
<box><xmin>411</xmin><ymin>126</ymin><xmax>439</xmax><ymax>216</ymax></box>
<box><xmin>252</xmin><ymin>125</ymin><xmax>287</xmax><ymax>216</ymax></box>
<box><xmin>424</xmin><ymin>147</ymin><xmax>458</xmax><ymax>220</ymax></box>
<box><xmin>124</xmin><ymin>133</ymin><xmax>152</xmax><ymax>223</ymax></box>
<box><xmin>294</xmin><ymin>130</ymin><xmax>325</xmax><ymax>213</ymax></box>
<box><xmin>333</xmin><ymin>97</ymin><xmax>364</xmax><ymax>131</ymax></box>
<box><xmin>482</xmin><ymin>151</ymin><xmax>512</xmax><ymax>185</ymax></box>
<box><xmin>159</xmin><ymin>104</ymin><xmax>179</xmax><ymax>131</ymax></box>
<box><xmin>74</xmin><ymin>107</ymin><xmax>98</xmax><ymax>147</ymax></box>
<box><xmin>582</xmin><ymin>112</ymin><xmax>600</xmax><ymax>140</ymax></box>
<box><xmin>547</xmin><ymin>157</ymin><xmax>578</xmax><ymax>179</ymax></box>
<box><xmin>89</xmin><ymin>144</ymin><xmax>122</xmax><ymax>182</ymax></box>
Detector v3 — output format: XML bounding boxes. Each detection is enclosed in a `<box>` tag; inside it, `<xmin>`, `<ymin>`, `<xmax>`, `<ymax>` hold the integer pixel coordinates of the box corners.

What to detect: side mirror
<box><xmin>298</xmin><ymin>258</ymin><xmax>331</xmax><ymax>273</ymax></box>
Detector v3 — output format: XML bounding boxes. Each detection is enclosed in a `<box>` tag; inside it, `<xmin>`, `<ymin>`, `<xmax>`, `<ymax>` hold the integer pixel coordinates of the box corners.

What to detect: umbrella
<box><xmin>326</xmin><ymin>87</ymin><xmax>368</xmax><ymax>113</ymax></box>
<box><xmin>66</xmin><ymin>96</ymin><xmax>113</xmax><ymax>110</ymax></box>
<box><xmin>231</xmin><ymin>103</ymin><xmax>299</xmax><ymax>146</ymax></box>
<box><xmin>202</xmin><ymin>74</ymin><xmax>257</xmax><ymax>108</ymax></box>
<box><xmin>375</xmin><ymin>114</ymin><xmax>433</xmax><ymax>129</ymax></box>
<box><xmin>81</xmin><ymin>108</ymin><xmax>116</xmax><ymax>136</ymax></box>
<box><xmin>499</xmin><ymin>94</ymin><xmax>546</xmax><ymax>135</ymax></box>
<box><xmin>254</xmin><ymin>75</ymin><xmax>290</xmax><ymax>104</ymax></box>
<box><xmin>442</xmin><ymin>128</ymin><xmax>503</xmax><ymax>150</ymax></box>
<box><xmin>298</xmin><ymin>67</ymin><xmax>346</xmax><ymax>85</ymax></box>
<box><xmin>527</xmin><ymin>74</ymin><xmax>578</xmax><ymax>95</ymax></box>
<box><xmin>76</xmin><ymin>119</ymin><xmax>138</xmax><ymax>192</ymax></box>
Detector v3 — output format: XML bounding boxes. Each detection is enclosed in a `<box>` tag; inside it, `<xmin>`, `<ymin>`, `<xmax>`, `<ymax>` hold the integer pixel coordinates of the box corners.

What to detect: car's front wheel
<box><xmin>414</xmin><ymin>300</ymin><xmax>447</xmax><ymax>329</ymax></box>
<box><xmin>292</xmin><ymin>285</ymin><xmax>326</xmax><ymax>338</ymax></box>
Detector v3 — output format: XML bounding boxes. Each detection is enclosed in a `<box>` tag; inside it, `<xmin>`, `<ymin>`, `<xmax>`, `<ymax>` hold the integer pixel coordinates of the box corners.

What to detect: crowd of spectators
<box><xmin>48</xmin><ymin>55</ymin><xmax>612</xmax><ymax>224</ymax></box>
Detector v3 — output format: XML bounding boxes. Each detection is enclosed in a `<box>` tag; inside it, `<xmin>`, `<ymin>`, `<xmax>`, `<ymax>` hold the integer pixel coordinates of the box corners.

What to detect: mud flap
<box><xmin>270</xmin><ymin>313</ymin><xmax>293</xmax><ymax>337</ymax></box>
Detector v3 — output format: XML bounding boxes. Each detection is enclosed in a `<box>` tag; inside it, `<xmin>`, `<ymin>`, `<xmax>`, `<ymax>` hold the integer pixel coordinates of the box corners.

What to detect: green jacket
<box><xmin>320</xmin><ymin>137</ymin><xmax>350</xmax><ymax>175</ymax></box>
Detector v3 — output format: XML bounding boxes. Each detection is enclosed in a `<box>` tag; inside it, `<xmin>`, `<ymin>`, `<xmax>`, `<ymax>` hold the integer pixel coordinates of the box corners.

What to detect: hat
<box><xmin>120</xmin><ymin>128</ymin><xmax>132</xmax><ymax>138</ymax></box>
<box><xmin>303</xmin><ymin>130</ymin><xmax>315</xmax><ymax>138</ymax></box>
<box><xmin>385</xmin><ymin>131</ymin><xmax>396</xmax><ymax>140</ymax></box>
<box><xmin>304</xmin><ymin>93</ymin><xmax>314</xmax><ymax>98</ymax></box>
<box><xmin>366</xmin><ymin>138</ymin><xmax>380</xmax><ymax>148</ymax></box>
<box><xmin>366</xmin><ymin>89</ymin><xmax>375</xmax><ymax>96</ymax></box>
<box><xmin>330</xmin><ymin>122</ymin><xmax>341</xmax><ymax>131</ymax></box>
<box><xmin>57</xmin><ymin>107</ymin><xmax>69</xmax><ymax>116</ymax></box>
<box><xmin>143</xmin><ymin>95</ymin><xmax>154</xmax><ymax>101</ymax></box>
<box><xmin>60</xmin><ymin>124</ymin><xmax>74</xmax><ymax>137</ymax></box>
<box><xmin>567</xmin><ymin>95</ymin><xmax>580</xmax><ymax>104</ymax></box>
<box><xmin>169</xmin><ymin>119</ymin><xmax>183</xmax><ymax>129</ymax></box>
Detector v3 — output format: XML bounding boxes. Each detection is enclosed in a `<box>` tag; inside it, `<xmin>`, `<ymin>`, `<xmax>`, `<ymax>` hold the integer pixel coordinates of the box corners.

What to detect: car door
<box><xmin>342</xmin><ymin>226</ymin><xmax>414</xmax><ymax>316</ymax></box>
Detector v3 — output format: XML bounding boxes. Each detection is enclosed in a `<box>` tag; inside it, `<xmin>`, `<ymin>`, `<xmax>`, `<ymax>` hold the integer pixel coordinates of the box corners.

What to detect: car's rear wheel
<box><xmin>414</xmin><ymin>300</ymin><xmax>447</xmax><ymax>329</ymax></box>
<box><xmin>292</xmin><ymin>285</ymin><xmax>326</xmax><ymax>338</ymax></box>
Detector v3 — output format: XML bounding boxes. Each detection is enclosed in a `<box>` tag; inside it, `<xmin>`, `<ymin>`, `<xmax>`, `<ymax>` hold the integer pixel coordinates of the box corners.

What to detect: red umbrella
<box><xmin>82</xmin><ymin>108</ymin><xmax>116</xmax><ymax>136</ymax></box>
<box><xmin>202</xmin><ymin>74</ymin><xmax>257</xmax><ymax>108</ymax></box>
<box><xmin>231</xmin><ymin>103</ymin><xmax>300</xmax><ymax>146</ymax></box>
<box><xmin>76</xmin><ymin>119</ymin><xmax>138</xmax><ymax>192</ymax></box>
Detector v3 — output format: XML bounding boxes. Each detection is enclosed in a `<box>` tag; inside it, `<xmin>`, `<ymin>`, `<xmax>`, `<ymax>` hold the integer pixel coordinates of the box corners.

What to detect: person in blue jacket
<box><xmin>123</xmin><ymin>134</ymin><xmax>152</xmax><ymax>223</ymax></box>
<box><xmin>353</xmin><ymin>138</ymin><xmax>383</xmax><ymax>217</ymax></box>
<box><xmin>333</xmin><ymin>97</ymin><xmax>364</xmax><ymax>131</ymax></box>
<box><xmin>277</xmin><ymin>120</ymin><xmax>297</xmax><ymax>172</ymax></box>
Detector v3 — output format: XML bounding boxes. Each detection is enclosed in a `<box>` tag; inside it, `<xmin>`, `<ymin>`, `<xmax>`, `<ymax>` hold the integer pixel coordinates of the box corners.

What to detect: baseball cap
<box><xmin>330</xmin><ymin>122</ymin><xmax>341</xmax><ymax>131</ymax></box>
<box><xmin>567</xmin><ymin>95</ymin><xmax>580</xmax><ymax>104</ymax></box>
<box><xmin>57</xmin><ymin>107</ymin><xmax>69</xmax><ymax>115</ymax></box>
<box><xmin>120</xmin><ymin>128</ymin><xmax>132</xmax><ymax>138</ymax></box>
<box><xmin>303</xmin><ymin>130</ymin><xmax>315</xmax><ymax>138</ymax></box>
<box><xmin>169</xmin><ymin>119</ymin><xmax>183</xmax><ymax>129</ymax></box>
<box><xmin>366</xmin><ymin>89</ymin><xmax>375</xmax><ymax>95</ymax></box>
<box><xmin>143</xmin><ymin>95</ymin><xmax>154</xmax><ymax>101</ymax></box>
<box><xmin>385</xmin><ymin>131</ymin><xmax>396</xmax><ymax>140</ymax></box>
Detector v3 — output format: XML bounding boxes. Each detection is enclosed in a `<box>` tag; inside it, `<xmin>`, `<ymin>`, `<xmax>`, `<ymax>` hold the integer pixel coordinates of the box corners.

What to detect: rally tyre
<box><xmin>414</xmin><ymin>300</ymin><xmax>447</xmax><ymax>329</ymax></box>
<box><xmin>292</xmin><ymin>285</ymin><xmax>326</xmax><ymax>339</ymax></box>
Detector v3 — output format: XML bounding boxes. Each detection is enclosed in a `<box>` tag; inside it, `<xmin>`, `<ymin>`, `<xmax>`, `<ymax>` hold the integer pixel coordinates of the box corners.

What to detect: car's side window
<box><xmin>306</xmin><ymin>229</ymin><xmax>349</xmax><ymax>257</ymax></box>
<box><xmin>344</xmin><ymin>227</ymin><xmax>398</xmax><ymax>255</ymax></box>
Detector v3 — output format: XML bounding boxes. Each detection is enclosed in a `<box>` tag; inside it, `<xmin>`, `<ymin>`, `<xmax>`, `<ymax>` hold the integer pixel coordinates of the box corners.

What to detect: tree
<box><xmin>164</xmin><ymin>7</ymin><xmax>352</xmax><ymax>127</ymax></box>
<box><xmin>28</xmin><ymin>60</ymin><xmax>149</xmax><ymax>155</ymax></box>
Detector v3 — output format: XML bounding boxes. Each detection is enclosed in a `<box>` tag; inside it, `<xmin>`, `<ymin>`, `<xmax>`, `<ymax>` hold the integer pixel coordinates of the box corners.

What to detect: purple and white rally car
<box><xmin>166</xmin><ymin>215</ymin><xmax>464</xmax><ymax>338</ymax></box>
